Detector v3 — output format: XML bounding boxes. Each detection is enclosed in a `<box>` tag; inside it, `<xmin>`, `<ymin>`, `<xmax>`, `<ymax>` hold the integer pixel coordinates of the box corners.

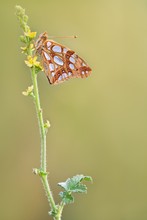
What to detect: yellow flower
<box><xmin>25</xmin><ymin>55</ymin><xmax>40</xmax><ymax>68</ymax></box>
<box><xmin>25</xmin><ymin>31</ymin><xmax>37</xmax><ymax>39</ymax></box>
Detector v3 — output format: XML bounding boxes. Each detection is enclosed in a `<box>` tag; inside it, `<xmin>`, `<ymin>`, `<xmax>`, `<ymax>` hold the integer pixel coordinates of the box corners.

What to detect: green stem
<box><xmin>42</xmin><ymin>175</ymin><xmax>57</xmax><ymax>214</ymax></box>
<box><xmin>31</xmin><ymin>66</ymin><xmax>57</xmax><ymax>214</ymax></box>
<box><xmin>31</xmin><ymin>66</ymin><xmax>46</xmax><ymax>171</ymax></box>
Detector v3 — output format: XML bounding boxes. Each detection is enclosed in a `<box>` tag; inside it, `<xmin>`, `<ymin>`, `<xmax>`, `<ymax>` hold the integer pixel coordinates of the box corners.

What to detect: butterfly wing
<box><xmin>64</xmin><ymin>51</ymin><xmax>92</xmax><ymax>79</ymax></box>
<box><xmin>36</xmin><ymin>33</ymin><xmax>92</xmax><ymax>85</ymax></box>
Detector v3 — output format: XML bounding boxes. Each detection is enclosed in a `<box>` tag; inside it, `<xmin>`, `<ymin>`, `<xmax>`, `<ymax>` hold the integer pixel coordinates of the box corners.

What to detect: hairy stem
<box><xmin>31</xmin><ymin>66</ymin><xmax>57</xmax><ymax>215</ymax></box>
<box><xmin>31</xmin><ymin>66</ymin><xmax>46</xmax><ymax>171</ymax></box>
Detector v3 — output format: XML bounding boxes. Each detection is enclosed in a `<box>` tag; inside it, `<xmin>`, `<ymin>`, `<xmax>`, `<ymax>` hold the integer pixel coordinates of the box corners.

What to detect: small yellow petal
<box><xmin>24</xmin><ymin>60</ymin><xmax>33</xmax><ymax>67</ymax></box>
<box><xmin>25</xmin><ymin>31</ymin><xmax>37</xmax><ymax>39</ymax></box>
<box><xmin>22</xmin><ymin>85</ymin><xmax>34</xmax><ymax>96</ymax></box>
<box><xmin>21</xmin><ymin>46</ymin><xmax>27</xmax><ymax>51</ymax></box>
<box><xmin>30</xmin><ymin>44</ymin><xmax>34</xmax><ymax>49</ymax></box>
<box><xmin>22</xmin><ymin>91</ymin><xmax>28</xmax><ymax>96</ymax></box>
<box><xmin>27</xmin><ymin>85</ymin><xmax>34</xmax><ymax>93</ymax></box>
<box><xmin>33</xmin><ymin>56</ymin><xmax>37</xmax><ymax>62</ymax></box>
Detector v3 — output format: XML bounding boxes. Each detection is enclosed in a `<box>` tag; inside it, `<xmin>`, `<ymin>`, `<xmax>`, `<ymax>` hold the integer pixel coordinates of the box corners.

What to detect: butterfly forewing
<box><xmin>35</xmin><ymin>32</ymin><xmax>92</xmax><ymax>85</ymax></box>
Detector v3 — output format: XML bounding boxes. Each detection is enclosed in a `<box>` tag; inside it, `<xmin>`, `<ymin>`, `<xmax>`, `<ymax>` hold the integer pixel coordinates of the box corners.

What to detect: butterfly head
<box><xmin>35</xmin><ymin>32</ymin><xmax>48</xmax><ymax>54</ymax></box>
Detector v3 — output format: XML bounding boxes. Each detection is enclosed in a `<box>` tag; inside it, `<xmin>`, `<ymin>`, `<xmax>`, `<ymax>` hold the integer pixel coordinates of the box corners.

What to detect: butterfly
<box><xmin>35</xmin><ymin>32</ymin><xmax>92</xmax><ymax>85</ymax></box>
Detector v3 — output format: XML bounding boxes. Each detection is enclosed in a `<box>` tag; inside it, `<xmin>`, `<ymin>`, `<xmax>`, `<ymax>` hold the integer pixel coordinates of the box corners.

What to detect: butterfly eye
<box><xmin>54</xmin><ymin>56</ymin><xmax>63</xmax><ymax>65</ymax></box>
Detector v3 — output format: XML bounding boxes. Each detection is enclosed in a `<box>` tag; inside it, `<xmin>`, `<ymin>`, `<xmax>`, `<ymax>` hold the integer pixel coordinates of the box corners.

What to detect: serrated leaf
<box><xmin>58</xmin><ymin>174</ymin><xmax>92</xmax><ymax>207</ymax></box>
<box><xmin>58</xmin><ymin>174</ymin><xmax>92</xmax><ymax>205</ymax></box>
<box><xmin>58</xmin><ymin>174</ymin><xmax>92</xmax><ymax>193</ymax></box>
<box><xmin>70</xmin><ymin>183</ymin><xmax>87</xmax><ymax>193</ymax></box>
<box><xmin>68</xmin><ymin>174</ymin><xmax>92</xmax><ymax>185</ymax></box>
<box><xmin>71</xmin><ymin>174</ymin><xmax>86</xmax><ymax>184</ymax></box>
<box><xmin>58</xmin><ymin>181</ymin><xmax>68</xmax><ymax>191</ymax></box>
<box><xmin>59</xmin><ymin>191</ymin><xmax>74</xmax><ymax>204</ymax></box>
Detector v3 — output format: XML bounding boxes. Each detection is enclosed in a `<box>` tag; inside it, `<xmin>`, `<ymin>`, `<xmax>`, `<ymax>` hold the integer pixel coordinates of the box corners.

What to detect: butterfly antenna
<box><xmin>49</xmin><ymin>35</ymin><xmax>77</xmax><ymax>39</ymax></box>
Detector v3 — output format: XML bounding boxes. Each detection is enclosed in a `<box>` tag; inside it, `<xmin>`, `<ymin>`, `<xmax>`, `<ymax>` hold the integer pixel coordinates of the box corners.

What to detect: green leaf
<box><xmin>59</xmin><ymin>191</ymin><xmax>74</xmax><ymax>204</ymax></box>
<box><xmin>58</xmin><ymin>174</ymin><xmax>92</xmax><ymax>192</ymax></box>
<box><xmin>58</xmin><ymin>174</ymin><xmax>92</xmax><ymax>205</ymax></box>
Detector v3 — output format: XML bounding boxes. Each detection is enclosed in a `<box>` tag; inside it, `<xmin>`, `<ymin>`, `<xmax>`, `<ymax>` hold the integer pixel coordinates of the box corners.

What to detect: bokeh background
<box><xmin>0</xmin><ymin>0</ymin><xmax>147</xmax><ymax>219</ymax></box>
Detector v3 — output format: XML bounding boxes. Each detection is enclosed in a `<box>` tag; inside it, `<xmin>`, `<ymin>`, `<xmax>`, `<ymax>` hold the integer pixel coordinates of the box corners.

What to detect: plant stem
<box><xmin>31</xmin><ymin>65</ymin><xmax>57</xmax><ymax>216</ymax></box>
<box><xmin>31</xmin><ymin>66</ymin><xmax>46</xmax><ymax>171</ymax></box>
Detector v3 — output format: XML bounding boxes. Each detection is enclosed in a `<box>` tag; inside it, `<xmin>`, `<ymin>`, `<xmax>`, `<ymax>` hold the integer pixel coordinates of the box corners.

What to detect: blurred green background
<box><xmin>0</xmin><ymin>0</ymin><xmax>147</xmax><ymax>219</ymax></box>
